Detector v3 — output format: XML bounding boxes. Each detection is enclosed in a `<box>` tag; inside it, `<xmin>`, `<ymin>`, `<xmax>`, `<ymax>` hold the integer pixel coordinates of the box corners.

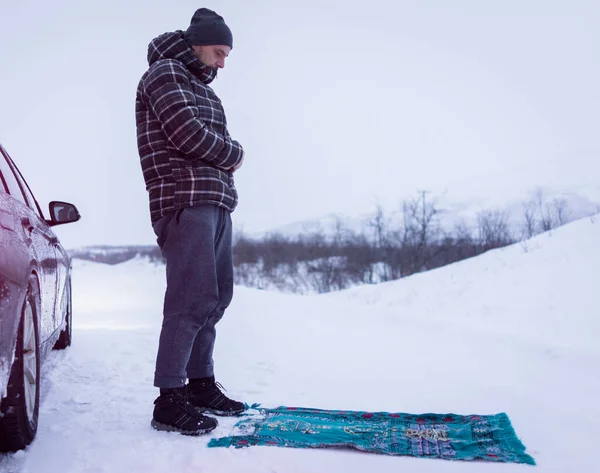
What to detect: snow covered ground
<box><xmin>1</xmin><ymin>216</ymin><xmax>598</xmax><ymax>472</ymax></box>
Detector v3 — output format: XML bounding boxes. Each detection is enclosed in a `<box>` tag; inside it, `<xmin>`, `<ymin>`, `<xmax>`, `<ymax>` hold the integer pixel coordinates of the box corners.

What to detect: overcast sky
<box><xmin>1</xmin><ymin>0</ymin><xmax>598</xmax><ymax>248</ymax></box>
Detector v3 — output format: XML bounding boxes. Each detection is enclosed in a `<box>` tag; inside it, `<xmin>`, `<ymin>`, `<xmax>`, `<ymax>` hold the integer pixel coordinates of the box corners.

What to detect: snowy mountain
<box><xmin>1</xmin><ymin>216</ymin><xmax>597</xmax><ymax>472</ymax></box>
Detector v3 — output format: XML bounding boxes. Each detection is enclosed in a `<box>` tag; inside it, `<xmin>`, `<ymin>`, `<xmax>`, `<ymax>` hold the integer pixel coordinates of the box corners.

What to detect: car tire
<box><xmin>0</xmin><ymin>277</ymin><xmax>41</xmax><ymax>452</ymax></box>
<box><xmin>53</xmin><ymin>277</ymin><xmax>72</xmax><ymax>350</ymax></box>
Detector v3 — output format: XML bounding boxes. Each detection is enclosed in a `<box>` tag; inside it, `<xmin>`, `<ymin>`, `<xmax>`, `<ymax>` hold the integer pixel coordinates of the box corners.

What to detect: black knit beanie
<box><xmin>184</xmin><ymin>8</ymin><xmax>233</xmax><ymax>49</ymax></box>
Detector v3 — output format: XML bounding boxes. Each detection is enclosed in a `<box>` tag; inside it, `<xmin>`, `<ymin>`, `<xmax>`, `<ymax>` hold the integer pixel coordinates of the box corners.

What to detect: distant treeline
<box><xmin>71</xmin><ymin>190</ymin><xmax>592</xmax><ymax>293</ymax></box>
<box><xmin>232</xmin><ymin>189</ymin><xmax>575</xmax><ymax>293</ymax></box>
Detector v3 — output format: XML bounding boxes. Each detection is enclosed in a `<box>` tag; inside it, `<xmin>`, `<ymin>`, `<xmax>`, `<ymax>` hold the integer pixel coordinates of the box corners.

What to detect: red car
<box><xmin>0</xmin><ymin>143</ymin><xmax>80</xmax><ymax>452</ymax></box>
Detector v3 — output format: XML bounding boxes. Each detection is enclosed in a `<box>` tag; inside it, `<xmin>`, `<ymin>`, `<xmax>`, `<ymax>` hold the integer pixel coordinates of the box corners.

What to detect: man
<box><xmin>135</xmin><ymin>8</ymin><xmax>245</xmax><ymax>435</ymax></box>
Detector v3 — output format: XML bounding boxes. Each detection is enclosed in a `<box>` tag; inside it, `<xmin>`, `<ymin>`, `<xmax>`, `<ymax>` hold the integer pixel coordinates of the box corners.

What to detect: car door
<box><xmin>6</xmin><ymin>155</ymin><xmax>68</xmax><ymax>338</ymax></box>
<box><xmin>0</xmin><ymin>149</ymin><xmax>59</xmax><ymax>344</ymax></box>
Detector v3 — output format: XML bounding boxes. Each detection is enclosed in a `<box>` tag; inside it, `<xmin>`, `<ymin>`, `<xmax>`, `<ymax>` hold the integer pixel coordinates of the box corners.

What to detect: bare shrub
<box><xmin>476</xmin><ymin>209</ymin><xmax>513</xmax><ymax>250</ymax></box>
<box><xmin>388</xmin><ymin>191</ymin><xmax>442</xmax><ymax>277</ymax></box>
<box><xmin>521</xmin><ymin>189</ymin><xmax>572</xmax><ymax>239</ymax></box>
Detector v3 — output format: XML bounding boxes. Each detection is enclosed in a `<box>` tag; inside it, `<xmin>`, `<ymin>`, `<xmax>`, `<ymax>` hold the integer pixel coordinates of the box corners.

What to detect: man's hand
<box><xmin>232</xmin><ymin>155</ymin><xmax>244</xmax><ymax>172</ymax></box>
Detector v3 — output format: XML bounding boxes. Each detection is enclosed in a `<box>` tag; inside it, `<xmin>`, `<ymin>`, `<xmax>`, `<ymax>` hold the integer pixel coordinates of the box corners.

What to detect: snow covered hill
<box><xmin>0</xmin><ymin>216</ymin><xmax>598</xmax><ymax>472</ymax></box>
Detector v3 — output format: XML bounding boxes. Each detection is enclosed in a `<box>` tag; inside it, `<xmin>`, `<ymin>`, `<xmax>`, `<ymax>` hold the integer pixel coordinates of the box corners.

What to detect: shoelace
<box><xmin>209</xmin><ymin>381</ymin><xmax>241</xmax><ymax>406</ymax></box>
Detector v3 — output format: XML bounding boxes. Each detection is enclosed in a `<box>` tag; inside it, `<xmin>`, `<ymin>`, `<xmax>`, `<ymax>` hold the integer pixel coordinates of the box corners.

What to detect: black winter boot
<box><xmin>151</xmin><ymin>387</ymin><xmax>218</xmax><ymax>435</ymax></box>
<box><xmin>187</xmin><ymin>377</ymin><xmax>245</xmax><ymax>416</ymax></box>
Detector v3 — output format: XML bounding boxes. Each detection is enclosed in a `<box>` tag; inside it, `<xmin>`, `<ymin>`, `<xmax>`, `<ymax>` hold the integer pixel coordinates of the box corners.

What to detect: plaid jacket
<box><xmin>136</xmin><ymin>31</ymin><xmax>244</xmax><ymax>225</ymax></box>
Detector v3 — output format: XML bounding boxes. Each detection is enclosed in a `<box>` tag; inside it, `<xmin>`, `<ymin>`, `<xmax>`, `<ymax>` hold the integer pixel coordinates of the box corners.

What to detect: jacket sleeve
<box><xmin>142</xmin><ymin>59</ymin><xmax>243</xmax><ymax>170</ymax></box>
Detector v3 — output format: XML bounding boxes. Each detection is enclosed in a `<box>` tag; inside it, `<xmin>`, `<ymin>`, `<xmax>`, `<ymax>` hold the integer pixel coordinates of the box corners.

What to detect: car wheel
<box><xmin>0</xmin><ymin>278</ymin><xmax>41</xmax><ymax>452</ymax></box>
<box><xmin>53</xmin><ymin>278</ymin><xmax>72</xmax><ymax>350</ymax></box>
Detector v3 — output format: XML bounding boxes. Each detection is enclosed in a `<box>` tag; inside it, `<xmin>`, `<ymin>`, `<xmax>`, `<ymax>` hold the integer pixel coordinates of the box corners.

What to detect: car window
<box><xmin>8</xmin><ymin>156</ymin><xmax>45</xmax><ymax>219</ymax></box>
<box><xmin>0</xmin><ymin>167</ymin><xmax>8</xmax><ymax>194</ymax></box>
<box><xmin>0</xmin><ymin>149</ymin><xmax>28</xmax><ymax>206</ymax></box>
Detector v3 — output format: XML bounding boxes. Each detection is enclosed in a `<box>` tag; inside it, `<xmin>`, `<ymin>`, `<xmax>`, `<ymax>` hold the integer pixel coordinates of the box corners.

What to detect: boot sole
<box><xmin>199</xmin><ymin>407</ymin><xmax>245</xmax><ymax>417</ymax></box>
<box><xmin>150</xmin><ymin>419</ymin><xmax>217</xmax><ymax>436</ymax></box>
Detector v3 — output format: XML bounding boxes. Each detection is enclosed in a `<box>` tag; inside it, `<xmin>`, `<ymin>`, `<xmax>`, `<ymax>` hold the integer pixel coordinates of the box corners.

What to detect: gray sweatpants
<box><xmin>152</xmin><ymin>204</ymin><xmax>234</xmax><ymax>388</ymax></box>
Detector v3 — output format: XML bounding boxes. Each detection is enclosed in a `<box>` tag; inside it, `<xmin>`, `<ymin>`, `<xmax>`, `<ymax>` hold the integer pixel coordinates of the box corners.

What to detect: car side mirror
<box><xmin>47</xmin><ymin>201</ymin><xmax>81</xmax><ymax>226</ymax></box>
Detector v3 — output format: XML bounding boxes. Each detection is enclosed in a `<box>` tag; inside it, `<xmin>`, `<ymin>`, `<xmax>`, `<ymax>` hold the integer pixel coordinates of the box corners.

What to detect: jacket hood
<box><xmin>147</xmin><ymin>31</ymin><xmax>217</xmax><ymax>85</ymax></box>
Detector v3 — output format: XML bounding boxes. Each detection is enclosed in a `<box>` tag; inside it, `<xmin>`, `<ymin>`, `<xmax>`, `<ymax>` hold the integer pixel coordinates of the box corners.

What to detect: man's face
<box><xmin>191</xmin><ymin>45</ymin><xmax>231</xmax><ymax>69</ymax></box>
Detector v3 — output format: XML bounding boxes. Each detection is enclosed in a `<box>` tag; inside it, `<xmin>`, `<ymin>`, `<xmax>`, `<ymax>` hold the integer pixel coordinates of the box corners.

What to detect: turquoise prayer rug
<box><xmin>208</xmin><ymin>406</ymin><xmax>535</xmax><ymax>465</ymax></box>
